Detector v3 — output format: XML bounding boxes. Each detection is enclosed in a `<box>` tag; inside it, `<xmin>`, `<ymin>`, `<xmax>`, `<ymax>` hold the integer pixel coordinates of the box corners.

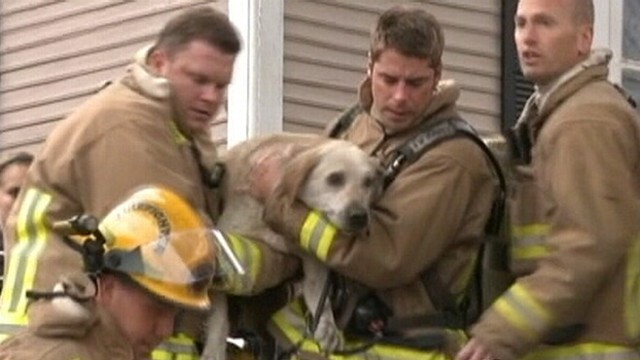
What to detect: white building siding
<box><xmin>0</xmin><ymin>0</ymin><xmax>225</xmax><ymax>154</ymax></box>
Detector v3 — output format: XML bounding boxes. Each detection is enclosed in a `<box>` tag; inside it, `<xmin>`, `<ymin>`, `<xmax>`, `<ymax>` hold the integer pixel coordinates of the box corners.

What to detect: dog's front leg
<box><xmin>302</xmin><ymin>258</ymin><xmax>343</xmax><ymax>352</ymax></box>
<box><xmin>201</xmin><ymin>291</ymin><xmax>229</xmax><ymax>360</ymax></box>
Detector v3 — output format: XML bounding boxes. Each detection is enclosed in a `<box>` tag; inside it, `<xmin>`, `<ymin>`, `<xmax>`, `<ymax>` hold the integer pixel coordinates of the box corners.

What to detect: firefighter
<box><xmin>0</xmin><ymin>186</ymin><xmax>217</xmax><ymax>359</ymax></box>
<box><xmin>250</xmin><ymin>5</ymin><xmax>500</xmax><ymax>360</ymax></box>
<box><xmin>457</xmin><ymin>1</ymin><xmax>640</xmax><ymax>360</ymax></box>
<box><xmin>0</xmin><ymin>7</ymin><xmax>297</xmax><ymax>359</ymax></box>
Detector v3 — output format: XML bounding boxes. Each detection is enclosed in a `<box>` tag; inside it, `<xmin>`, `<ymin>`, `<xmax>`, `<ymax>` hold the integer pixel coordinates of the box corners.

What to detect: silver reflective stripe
<box><xmin>1</xmin><ymin>188</ymin><xmax>51</xmax><ymax>327</ymax></box>
<box><xmin>227</xmin><ymin>234</ymin><xmax>259</xmax><ymax>293</ymax></box>
<box><xmin>494</xmin><ymin>284</ymin><xmax>550</xmax><ymax>339</ymax></box>
<box><xmin>300</xmin><ymin>212</ymin><xmax>336</xmax><ymax>261</ymax></box>
<box><xmin>9</xmin><ymin>192</ymin><xmax>44</xmax><ymax>312</ymax></box>
<box><xmin>0</xmin><ymin>323</ymin><xmax>26</xmax><ymax>340</ymax></box>
<box><xmin>212</xmin><ymin>229</ymin><xmax>245</xmax><ymax>275</ymax></box>
<box><xmin>512</xmin><ymin>224</ymin><xmax>549</xmax><ymax>246</ymax></box>
<box><xmin>502</xmin><ymin>291</ymin><xmax>546</xmax><ymax>333</ymax></box>
<box><xmin>514</xmin><ymin>233</ymin><xmax>546</xmax><ymax>248</ymax></box>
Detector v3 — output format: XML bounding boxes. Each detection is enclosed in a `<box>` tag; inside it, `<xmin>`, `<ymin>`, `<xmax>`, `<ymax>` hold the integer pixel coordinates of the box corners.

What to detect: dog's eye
<box><xmin>326</xmin><ymin>172</ymin><xmax>345</xmax><ymax>187</ymax></box>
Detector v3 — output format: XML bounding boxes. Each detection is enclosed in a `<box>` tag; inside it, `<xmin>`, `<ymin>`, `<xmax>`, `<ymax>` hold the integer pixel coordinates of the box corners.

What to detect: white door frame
<box><xmin>227</xmin><ymin>0</ymin><xmax>284</xmax><ymax>146</ymax></box>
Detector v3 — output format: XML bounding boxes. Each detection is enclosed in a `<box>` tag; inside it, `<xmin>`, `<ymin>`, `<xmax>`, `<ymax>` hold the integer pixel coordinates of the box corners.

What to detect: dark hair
<box><xmin>370</xmin><ymin>6</ymin><xmax>445</xmax><ymax>69</ymax></box>
<box><xmin>154</xmin><ymin>6</ymin><xmax>241</xmax><ymax>57</ymax></box>
<box><xmin>0</xmin><ymin>152</ymin><xmax>33</xmax><ymax>178</ymax></box>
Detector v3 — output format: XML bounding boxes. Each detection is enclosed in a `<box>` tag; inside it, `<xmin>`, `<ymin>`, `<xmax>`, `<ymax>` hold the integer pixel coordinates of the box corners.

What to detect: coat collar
<box><xmin>125</xmin><ymin>45</ymin><xmax>170</xmax><ymax>100</ymax></box>
<box><xmin>515</xmin><ymin>49</ymin><xmax>611</xmax><ymax>141</ymax></box>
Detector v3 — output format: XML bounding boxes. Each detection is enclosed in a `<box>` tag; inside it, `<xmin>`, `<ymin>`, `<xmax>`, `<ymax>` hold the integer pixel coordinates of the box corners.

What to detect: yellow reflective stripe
<box><xmin>368</xmin><ymin>343</ymin><xmax>450</xmax><ymax>360</ymax></box>
<box><xmin>299</xmin><ymin>211</ymin><xmax>337</xmax><ymax>261</ymax></box>
<box><xmin>523</xmin><ymin>342</ymin><xmax>640</xmax><ymax>360</ymax></box>
<box><xmin>494</xmin><ymin>283</ymin><xmax>551</xmax><ymax>340</ymax></box>
<box><xmin>512</xmin><ymin>223</ymin><xmax>550</xmax><ymax>261</ymax></box>
<box><xmin>0</xmin><ymin>188</ymin><xmax>51</xmax><ymax>324</ymax></box>
<box><xmin>626</xmin><ymin>234</ymin><xmax>640</xmax><ymax>338</ymax></box>
<box><xmin>300</xmin><ymin>212</ymin><xmax>320</xmax><ymax>250</ymax></box>
<box><xmin>152</xmin><ymin>333</ymin><xmax>199</xmax><ymax>360</ymax></box>
<box><xmin>217</xmin><ymin>233</ymin><xmax>262</xmax><ymax>295</ymax></box>
<box><xmin>175</xmin><ymin>355</ymin><xmax>196</xmax><ymax>360</ymax></box>
<box><xmin>151</xmin><ymin>351</ymin><xmax>171</xmax><ymax>360</ymax></box>
<box><xmin>512</xmin><ymin>224</ymin><xmax>550</xmax><ymax>239</ymax></box>
<box><xmin>271</xmin><ymin>299</ymin><xmax>327</xmax><ymax>355</ymax></box>
<box><xmin>231</xmin><ymin>234</ymin><xmax>262</xmax><ymax>292</ymax></box>
<box><xmin>512</xmin><ymin>244</ymin><xmax>549</xmax><ymax>260</ymax></box>
<box><xmin>271</xmin><ymin>298</ymin><xmax>454</xmax><ymax>360</ymax></box>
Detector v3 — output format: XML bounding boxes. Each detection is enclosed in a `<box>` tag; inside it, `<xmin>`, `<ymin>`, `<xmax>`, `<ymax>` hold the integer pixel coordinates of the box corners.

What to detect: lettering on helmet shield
<box><xmin>128</xmin><ymin>202</ymin><xmax>172</xmax><ymax>253</ymax></box>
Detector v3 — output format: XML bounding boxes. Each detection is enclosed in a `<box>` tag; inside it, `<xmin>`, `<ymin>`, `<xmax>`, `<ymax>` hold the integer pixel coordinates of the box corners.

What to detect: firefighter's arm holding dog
<box><xmin>249</xmin><ymin>141</ymin><xmax>496</xmax><ymax>289</ymax></box>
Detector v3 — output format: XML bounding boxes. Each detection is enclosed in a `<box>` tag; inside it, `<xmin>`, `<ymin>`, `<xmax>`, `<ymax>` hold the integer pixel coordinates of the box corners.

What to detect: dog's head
<box><xmin>281</xmin><ymin>139</ymin><xmax>383</xmax><ymax>233</ymax></box>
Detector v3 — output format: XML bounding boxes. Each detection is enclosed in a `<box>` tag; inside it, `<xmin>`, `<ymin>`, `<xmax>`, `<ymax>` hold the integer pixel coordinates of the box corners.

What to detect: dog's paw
<box><xmin>313</xmin><ymin>314</ymin><xmax>344</xmax><ymax>352</ymax></box>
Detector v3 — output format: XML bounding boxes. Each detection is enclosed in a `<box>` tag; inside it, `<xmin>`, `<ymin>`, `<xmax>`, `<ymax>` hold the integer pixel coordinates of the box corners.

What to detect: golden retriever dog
<box><xmin>201</xmin><ymin>133</ymin><xmax>382</xmax><ymax>359</ymax></box>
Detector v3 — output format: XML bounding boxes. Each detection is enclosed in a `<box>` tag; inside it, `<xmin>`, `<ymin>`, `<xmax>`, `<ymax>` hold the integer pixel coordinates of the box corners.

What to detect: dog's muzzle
<box><xmin>345</xmin><ymin>205</ymin><xmax>369</xmax><ymax>232</ymax></box>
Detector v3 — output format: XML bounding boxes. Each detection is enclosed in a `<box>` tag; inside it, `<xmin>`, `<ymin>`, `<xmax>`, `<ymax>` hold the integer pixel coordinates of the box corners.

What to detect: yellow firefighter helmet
<box><xmin>98</xmin><ymin>185</ymin><xmax>216</xmax><ymax>311</ymax></box>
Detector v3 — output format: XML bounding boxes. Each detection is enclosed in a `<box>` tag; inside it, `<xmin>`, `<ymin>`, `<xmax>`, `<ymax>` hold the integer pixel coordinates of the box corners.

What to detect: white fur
<box><xmin>201</xmin><ymin>133</ymin><xmax>381</xmax><ymax>359</ymax></box>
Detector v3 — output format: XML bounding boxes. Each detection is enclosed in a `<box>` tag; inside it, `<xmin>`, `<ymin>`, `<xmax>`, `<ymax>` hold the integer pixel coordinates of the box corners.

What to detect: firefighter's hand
<box><xmin>248</xmin><ymin>151</ymin><xmax>285</xmax><ymax>203</ymax></box>
<box><xmin>456</xmin><ymin>338</ymin><xmax>496</xmax><ymax>360</ymax></box>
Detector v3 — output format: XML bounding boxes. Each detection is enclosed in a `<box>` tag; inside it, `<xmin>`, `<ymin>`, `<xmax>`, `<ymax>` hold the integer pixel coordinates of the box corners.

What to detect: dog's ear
<box><xmin>279</xmin><ymin>147</ymin><xmax>323</xmax><ymax>201</ymax></box>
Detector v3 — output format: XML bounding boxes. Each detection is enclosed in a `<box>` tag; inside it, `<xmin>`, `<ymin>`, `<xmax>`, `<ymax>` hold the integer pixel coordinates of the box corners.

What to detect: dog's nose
<box><xmin>348</xmin><ymin>208</ymin><xmax>369</xmax><ymax>231</ymax></box>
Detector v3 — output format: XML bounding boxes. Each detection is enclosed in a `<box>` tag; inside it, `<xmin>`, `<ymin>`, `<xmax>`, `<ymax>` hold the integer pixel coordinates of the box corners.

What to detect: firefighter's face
<box><xmin>369</xmin><ymin>48</ymin><xmax>440</xmax><ymax>133</ymax></box>
<box><xmin>150</xmin><ymin>39</ymin><xmax>235</xmax><ymax>135</ymax></box>
<box><xmin>99</xmin><ymin>274</ymin><xmax>179</xmax><ymax>360</ymax></box>
<box><xmin>0</xmin><ymin>162</ymin><xmax>29</xmax><ymax>228</ymax></box>
<box><xmin>515</xmin><ymin>0</ymin><xmax>592</xmax><ymax>86</ymax></box>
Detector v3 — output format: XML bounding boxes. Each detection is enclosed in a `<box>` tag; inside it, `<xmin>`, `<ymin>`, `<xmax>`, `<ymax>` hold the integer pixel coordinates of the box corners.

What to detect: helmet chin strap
<box><xmin>26</xmin><ymin>274</ymin><xmax>96</xmax><ymax>303</ymax></box>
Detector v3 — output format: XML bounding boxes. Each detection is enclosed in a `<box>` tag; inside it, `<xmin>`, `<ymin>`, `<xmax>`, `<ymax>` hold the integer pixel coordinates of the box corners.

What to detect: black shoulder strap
<box><xmin>391</xmin><ymin>117</ymin><xmax>507</xmax><ymax>328</ymax></box>
<box><xmin>383</xmin><ymin>117</ymin><xmax>506</xmax><ymax>203</ymax></box>
<box><xmin>613</xmin><ymin>83</ymin><xmax>638</xmax><ymax>109</ymax></box>
<box><xmin>328</xmin><ymin>103</ymin><xmax>362</xmax><ymax>138</ymax></box>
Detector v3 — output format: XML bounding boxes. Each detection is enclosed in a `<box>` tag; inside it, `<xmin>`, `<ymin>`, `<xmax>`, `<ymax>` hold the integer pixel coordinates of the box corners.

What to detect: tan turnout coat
<box><xmin>471</xmin><ymin>50</ymin><xmax>640</xmax><ymax>360</ymax></box>
<box><xmin>0</xmin><ymin>52</ymin><xmax>294</xmax><ymax>343</ymax></box>
<box><xmin>264</xmin><ymin>79</ymin><xmax>497</xmax><ymax>343</ymax></box>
